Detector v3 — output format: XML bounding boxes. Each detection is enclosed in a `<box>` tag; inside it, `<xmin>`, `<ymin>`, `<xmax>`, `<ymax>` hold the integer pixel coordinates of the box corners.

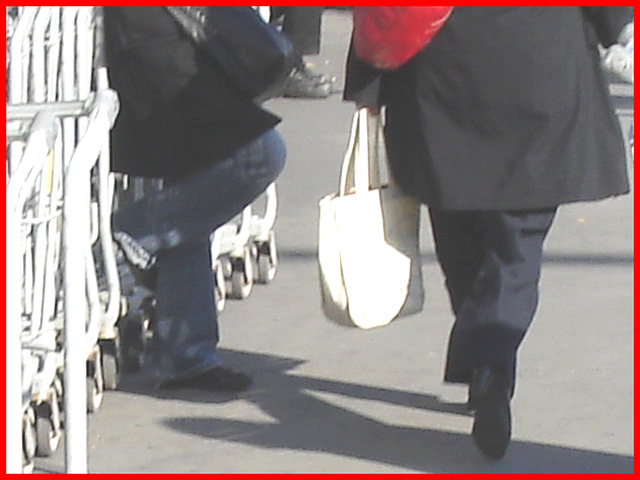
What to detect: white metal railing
<box><xmin>62</xmin><ymin>87</ymin><xmax>120</xmax><ymax>474</ymax></box>
<box><xmin>6</xmin><ymin>111</ymin><xmax>59</xmax><ymax>474</ymax></box>
<box><xmin>7</xmin><ymin>6</ymin><xmax>121</xmax><ymax>473</ymax></box>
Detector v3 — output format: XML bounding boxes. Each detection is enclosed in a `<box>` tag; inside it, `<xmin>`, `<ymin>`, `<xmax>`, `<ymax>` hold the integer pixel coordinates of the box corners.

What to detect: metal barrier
<box><xmin>6</xmin><ymin>7</ymin><xmax>121</xmax><ymax>473</ymax></box>
<box><xmin>6</xmin><ymin>111</ymin><xmax>61</xmax><ymax>475</ymax></box>
<box><xmin>61</xmin><ymin>88</ymin><xmax>120</xmax><ymax>474</ymax></box>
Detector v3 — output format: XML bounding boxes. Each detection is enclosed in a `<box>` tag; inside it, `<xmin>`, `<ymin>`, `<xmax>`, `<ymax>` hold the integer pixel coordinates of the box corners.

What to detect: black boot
<box><xmin>469</xmin><ymin>367</ymin><xmax>512</xmax><ymax>460</ymax></box>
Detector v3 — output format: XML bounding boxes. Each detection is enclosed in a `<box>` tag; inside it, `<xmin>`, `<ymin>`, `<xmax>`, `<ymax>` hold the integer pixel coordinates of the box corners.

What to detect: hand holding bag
<box><xmin>318</xmin><ymin>109</ymin><xmax>424</xmax><ymax>329</ymax></box>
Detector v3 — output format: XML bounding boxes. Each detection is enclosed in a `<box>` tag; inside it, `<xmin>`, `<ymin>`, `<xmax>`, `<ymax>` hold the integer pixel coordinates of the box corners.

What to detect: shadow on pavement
<box><xmin>117</xmin><ymin>349</ymin><xmax>633</xmax><ymax>474</ymax></box>
<box><xmin>275</xmin><ymin>248</ymin><xmax>634</xmax><ymax>267</ymax></box>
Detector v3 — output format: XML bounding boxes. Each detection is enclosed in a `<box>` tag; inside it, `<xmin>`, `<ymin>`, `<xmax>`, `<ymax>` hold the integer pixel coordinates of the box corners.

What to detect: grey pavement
<box><xmin>35</xmin><ymin>10</ymin><xmax>634</xmax><ymax>474</ymax></box>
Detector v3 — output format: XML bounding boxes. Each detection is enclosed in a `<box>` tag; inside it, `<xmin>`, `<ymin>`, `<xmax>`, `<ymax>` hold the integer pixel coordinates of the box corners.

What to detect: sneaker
<box><xmin>113</xmin><ymin>231</ymin><xmax>156</xmax><ymax>271</ymax></box>
<box><xmin>298</xmin><ymin>61</ymin><xmax>336</xmax><ymax>85</ymax></box>
<box><xmin>158</xmin><ymin>366</ymin><xmax>253</xmax><ymax>392</ymax></box>
<box><xmin>281</xmin><ymin>65</ymin><xmax>334</xmax><ymax>98</ymax></box>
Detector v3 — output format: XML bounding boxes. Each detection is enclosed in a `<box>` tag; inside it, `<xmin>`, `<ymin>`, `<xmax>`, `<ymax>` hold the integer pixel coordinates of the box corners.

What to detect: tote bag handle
<box><xmin>339</xmin><ymin>109</ymin><xmax>383</xmax><ymax>197</ymax></box>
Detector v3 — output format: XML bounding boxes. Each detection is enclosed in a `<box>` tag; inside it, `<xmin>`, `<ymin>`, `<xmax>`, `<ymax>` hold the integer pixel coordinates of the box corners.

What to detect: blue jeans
<box><xmin>113</xmin><ymin>129</ymin><xmax>286</xmax><ymax>382</ymax></box>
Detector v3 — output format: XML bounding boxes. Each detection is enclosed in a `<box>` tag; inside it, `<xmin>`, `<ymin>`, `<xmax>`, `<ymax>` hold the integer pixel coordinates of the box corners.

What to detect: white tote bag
<box><xmin>318</xmin><ymin>108</ymin><xmax>424</xmax><ymax>329</ymax></box>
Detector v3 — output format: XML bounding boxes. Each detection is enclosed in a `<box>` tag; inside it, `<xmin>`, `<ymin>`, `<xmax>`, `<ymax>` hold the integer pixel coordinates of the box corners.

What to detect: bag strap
<box><xmin>339</xmin><ymin>108</ymin><xmax>383</xmax><ymax>197</ymax></box>
<box><xmin>339</xmin><ymin>110</ymin><xmax>360</xmax><ymax>197</ymax></box>
<box><xmin>165</xmin><ymin>7</ymin><xmax>206</xmax><ymax>45</ymax></box>
<box><xmin>354</xmin><ymin>108</ymin><xmax>370</xmax><ymax>193</ymax></box>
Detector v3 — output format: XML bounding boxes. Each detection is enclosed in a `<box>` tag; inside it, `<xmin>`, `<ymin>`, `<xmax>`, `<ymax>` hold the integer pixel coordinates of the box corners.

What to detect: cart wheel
<box><xmin>220</xmin><ymin>256</ymin><xmax>234</xmax><ymax>295</ymax></box>
<box><xmin>86</xmin><ymin>350</ymin><xmax>104</xmax><ymax>413</ymax></box>
<box><xmin>86</xmin><ymin>377</ymin><xmax>103</xmax><ymax>413</ymax></box>
<box><xmin>100</xmin><ymin>335</ymin><xmax>121</xmax><ymax>390</ymax></box>
<box><xmin>35</xmin><ymin>389</ymin><xmax>62</xmax><ymax>457</ymax></box>
<box><xmin>138</xmin><ymin>301</ymin><xmax>154</xmax><ymax>365</ymax></box>
<box><xmin>120</xmin><ymin>304</ymin><xmax>153</xmax><ymax>373</ymax></box>
<box><xmin>36</xmin><ymin>416</ymin><xmax>56</xmax><ymax>456</ymax></box>
<box><xmin>35</xmin><ymin>415</ymin><xmax>60</xmax><ymax>457</ymax></box>
<box><xmin>120</xmin><ymin>316</ymin><xmax>143</xmax><ymax>372</ymax></box>
<box><xmin>213</xmin><ymin>263</ymin><xmax>226</xmax><ymax>313</ymax></box>
<box><xmin>229</xmin><ymin>247</ymin><xmax>255</xmax><ymax>299</ymax></box>
<box><xmin>256</xmin><ymin>232</ymin><xmax>278</xmax><ymax>284</ymax></box>
<box><xmin>53</xmin><ymin>374</ymin><xmax>64</xmax><ymax>428</ymax></box>
<box><xmin>22</xmin><ymin>407</ymin><xmax>37</xmax><ymax>472</ymax></box>
<box><xmin>102</xmin><ymin>351</ymin><xmax>119</xmax><ymax>390</ymax></box>
<box><xmin>230</xmin><ymin>271</ymin><xmax>252</xmax><ymax>299</ymax></box>
<box><xmin>220</xmin><ymin>255</ymin><xmax>233</xmax><ymax>278</ymax></box>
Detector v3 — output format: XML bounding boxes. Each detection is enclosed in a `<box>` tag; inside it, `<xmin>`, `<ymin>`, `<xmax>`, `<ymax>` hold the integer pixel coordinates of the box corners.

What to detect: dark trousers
<box><xmin>271</xmin><ymin>7</ymin><xmax>323</xmax><ymax>60</ymax></box>
<box><xmin>428</xmin><ymin>208</ymin><xmax>557</xmax><ymax>393</ymax></box>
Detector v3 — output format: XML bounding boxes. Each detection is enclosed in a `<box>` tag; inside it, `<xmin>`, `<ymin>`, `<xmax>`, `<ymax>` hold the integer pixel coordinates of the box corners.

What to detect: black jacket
<box><xmin>103</xmin><ymin>7</ymin><xmax>280</xmax><ymax>180</ymax></box>
<box><xmin>345</xmin><ymin>7</ymin><xmax>632</xmax><ymax>210</ymax></box>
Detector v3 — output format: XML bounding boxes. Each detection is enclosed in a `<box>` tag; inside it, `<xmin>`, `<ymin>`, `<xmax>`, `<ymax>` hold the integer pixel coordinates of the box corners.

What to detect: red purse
<box><xmin>353</xmin><ymin>6</ymin><xmax>453</xmax><ymax>70</ymax></box>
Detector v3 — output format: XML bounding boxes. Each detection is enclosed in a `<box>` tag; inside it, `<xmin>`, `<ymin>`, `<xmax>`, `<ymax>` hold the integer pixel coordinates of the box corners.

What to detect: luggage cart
<box><xmin>210</xmin><ymin>182</ymin><xmax>279</xmax><ymax>307</ymax></box>
<box><xmin>250</xmin><ymin>183</ymin><xmax>279</xmax><ymax>284</ymax></box>
<box><xmin>211</xmin><ymin>206</ymin><xmax>256</xmax><ymax>302</ymax></box>
<box><xmin>6</xmin><ymin>7</ymin><xmax>121</xmax><ymax>473</ymax></box>
<box><xmin>7</xmin><ymin>111</ymin><xmax>64</xmax><ymax>474</ymax></box>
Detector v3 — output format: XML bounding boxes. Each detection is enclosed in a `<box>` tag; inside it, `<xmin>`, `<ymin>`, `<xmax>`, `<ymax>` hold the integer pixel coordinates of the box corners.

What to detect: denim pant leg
<box><xmin>112</xmin><ymin>129</ymin><xmax>286</xmax><ymax>381</ymax></box>
<box><xmin>149</xmin><ymin>238</ymin><xmax>220</xmax><ymax>382</ymax></box>
<box><xmin>112</xmin><ymin>128</ymin><xmax>286</xmax><ymax>256</ymax></box>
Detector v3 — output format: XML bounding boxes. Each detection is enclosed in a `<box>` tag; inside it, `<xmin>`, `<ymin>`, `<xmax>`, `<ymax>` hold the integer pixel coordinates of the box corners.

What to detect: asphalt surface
<box><xmin>35</xmin><ymin>10</ymin><xmax>634</xmax><ymax>474</ymax></box>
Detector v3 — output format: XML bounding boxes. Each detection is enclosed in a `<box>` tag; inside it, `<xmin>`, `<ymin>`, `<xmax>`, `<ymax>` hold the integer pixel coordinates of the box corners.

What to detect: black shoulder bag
<box><xmin>166</xmin><ymin>6</ymin><xmax>294</xmax><ymax>102</ymax></box>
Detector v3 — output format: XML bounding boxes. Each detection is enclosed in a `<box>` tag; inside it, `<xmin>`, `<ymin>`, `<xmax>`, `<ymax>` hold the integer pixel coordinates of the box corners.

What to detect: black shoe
<box><xmin>467</xmin><ymin>367</ymin><xmax>489</xmax><ymax>412</ymax></box>
<box><xmin>158</xmin><ymin>366</ymin><xmax>252</xmax><ymax>392</ymax></box>
<box><xmin>470</xmin><ymin>367</ymin><xmax>512</xmax><ymax>460</ymax></box>
<box><xmin>281</xmin><ymin>65</ymin><xmax>333</xmax><ymax>98</ymax></box>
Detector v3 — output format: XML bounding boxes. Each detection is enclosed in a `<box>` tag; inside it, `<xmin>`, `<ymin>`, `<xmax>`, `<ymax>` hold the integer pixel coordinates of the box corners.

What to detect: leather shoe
<box><xmin>470</xmin><ymin>367</ymin><xmax>512</xmax><ymax>459</ymax></box>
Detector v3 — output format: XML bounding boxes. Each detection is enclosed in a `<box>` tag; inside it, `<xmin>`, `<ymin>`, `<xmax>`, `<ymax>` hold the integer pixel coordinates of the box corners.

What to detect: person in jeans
<box><xmin>103</xmin><ymin>7</ymin><xmax>285</xmax><ymax>391</ymax></box>
<box><xmin>345</xmin><ymin>7</ymin><xmax>632</xmax><ymax>458</ymax></box>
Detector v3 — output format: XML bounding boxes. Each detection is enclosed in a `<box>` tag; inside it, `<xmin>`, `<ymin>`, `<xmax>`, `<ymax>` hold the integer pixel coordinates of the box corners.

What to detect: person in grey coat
<box><xmin>344</xmin><ymin>7</ymin><xmax>632</xmax><ymax>459</ymax></box>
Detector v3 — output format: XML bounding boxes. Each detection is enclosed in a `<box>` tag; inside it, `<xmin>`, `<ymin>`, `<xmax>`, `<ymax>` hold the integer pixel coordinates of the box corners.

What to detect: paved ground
<box><xmin>35</xmin><ymin>10</ymin><xmax>634</xmax><ymax>474</ymax></box>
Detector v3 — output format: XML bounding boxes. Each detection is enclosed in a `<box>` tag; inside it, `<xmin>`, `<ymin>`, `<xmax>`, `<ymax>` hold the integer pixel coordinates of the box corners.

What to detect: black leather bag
<box><xmin>166</xmin><ymin>7</ymin><xmax>294</xmax><ymax>101</ymax></box>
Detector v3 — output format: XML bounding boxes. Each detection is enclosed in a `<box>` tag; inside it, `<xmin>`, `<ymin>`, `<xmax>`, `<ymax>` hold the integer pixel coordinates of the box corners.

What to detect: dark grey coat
<box><xmin>345</xmin><ymin>7</ymin><xmax>632</xmax><ymax>210</ymax></box>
